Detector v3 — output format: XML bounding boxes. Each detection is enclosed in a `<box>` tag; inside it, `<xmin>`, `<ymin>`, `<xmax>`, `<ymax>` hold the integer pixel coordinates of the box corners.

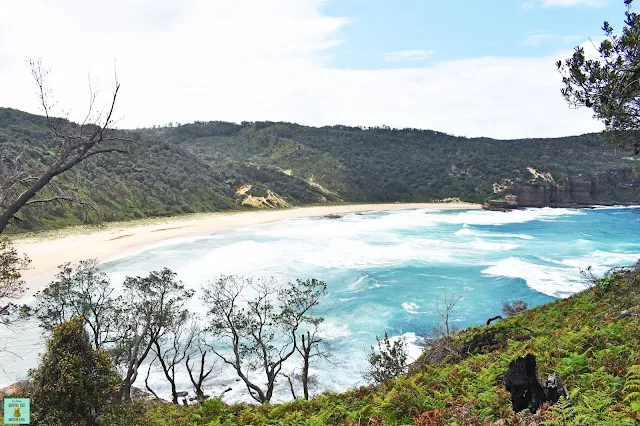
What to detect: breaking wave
<box><xmin>2</xmin><ymin>206</ymin><xmax>639</xmax><ymax>403</ymax></box>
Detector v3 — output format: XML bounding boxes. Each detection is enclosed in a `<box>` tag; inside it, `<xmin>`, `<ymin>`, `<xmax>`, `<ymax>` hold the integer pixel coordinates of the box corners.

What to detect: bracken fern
<box><xmin>623</xmin><ymin>364</ymin><xmax>640</xmax><ymax>413</ymax></box>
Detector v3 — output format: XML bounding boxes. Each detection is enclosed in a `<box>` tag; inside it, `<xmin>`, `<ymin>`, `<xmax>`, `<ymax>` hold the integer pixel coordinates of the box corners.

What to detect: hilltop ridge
<box><xmin>2</xmin><ymin>107</ymin><xmax>640</xmax><ymax>232</ymax></box>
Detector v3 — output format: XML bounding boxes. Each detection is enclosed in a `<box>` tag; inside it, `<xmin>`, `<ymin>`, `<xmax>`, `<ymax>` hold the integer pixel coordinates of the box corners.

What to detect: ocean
<box><xmin>2</xmin><ymin>206</ymin><xmax>640</xmax><ymax>402</ymax></box>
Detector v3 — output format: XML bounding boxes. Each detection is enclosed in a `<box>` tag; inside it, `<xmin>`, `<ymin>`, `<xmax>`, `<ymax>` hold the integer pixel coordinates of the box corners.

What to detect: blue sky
<box><xmin>0</xmin><ymin>0</ymin><xmax>632</xmax><ymax>138</ymax></box>
<box><xmin>324</xmin><ymin>0</ymin><xmax>629</xmax><ymax>68</ymax></box>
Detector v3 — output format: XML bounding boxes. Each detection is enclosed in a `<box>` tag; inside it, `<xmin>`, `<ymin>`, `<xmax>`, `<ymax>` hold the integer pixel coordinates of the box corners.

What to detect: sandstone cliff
<box><xmin>485</xmin><ymin>168</ymin><xmax>640</xmax><ymax>210</ymax></box>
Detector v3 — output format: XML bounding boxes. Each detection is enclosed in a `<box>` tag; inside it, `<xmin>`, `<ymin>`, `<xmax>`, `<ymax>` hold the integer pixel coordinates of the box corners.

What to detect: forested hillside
<box><xmin>2</xmin><ymin>107</ymin><xmax>639</xmax><ymax>232</ymax></box>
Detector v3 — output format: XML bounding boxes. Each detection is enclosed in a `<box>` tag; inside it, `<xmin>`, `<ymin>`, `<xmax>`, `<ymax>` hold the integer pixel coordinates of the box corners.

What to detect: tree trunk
<box><xmin>504</xmin><ymin>353</ymin><xmax>568</xmax><ymax>414</ymax></box>
<box><xmin>0</xmin><ymin>172</ymin><xmax>55</xmax><ymax>234</ymax></box>
<box><xmin>153</xmin><ymin>341</ymin><xmax>179</xmax><ymax>404</ymax></box>
<box><xmin>302</xmin><ymin>350</ymin><xmax>310</xmax><ymax>400</ymax></box>
<box><xmin>284</xmin><ymin>374</ymin><xmax>297</xmax><ymax>399</ymax></box>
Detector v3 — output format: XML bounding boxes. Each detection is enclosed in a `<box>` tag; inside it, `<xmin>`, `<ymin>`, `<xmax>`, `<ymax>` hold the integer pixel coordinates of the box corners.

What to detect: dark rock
<box><xmin>504</xmin><ymin>353</ymin><xmax>568</xmax><ymax>414</ymax></box>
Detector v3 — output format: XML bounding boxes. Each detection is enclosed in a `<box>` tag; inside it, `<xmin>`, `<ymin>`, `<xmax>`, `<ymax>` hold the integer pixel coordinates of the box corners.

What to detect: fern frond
<box><xmin>541</xmin><ymin>397</ymin><xmax>576</xmax><ymax>426</ymax></box>
<box><xmin>623</xmin><ymin>365</ymin><xmax>640</xmax><ymax>402</ymax></box>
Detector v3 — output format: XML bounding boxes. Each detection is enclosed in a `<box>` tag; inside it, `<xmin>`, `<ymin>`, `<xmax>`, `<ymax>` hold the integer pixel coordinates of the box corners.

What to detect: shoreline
<box><xmin>12</xmin><ymin>202</ymin><xmax>479</xmax><ymax>300</ymax></box>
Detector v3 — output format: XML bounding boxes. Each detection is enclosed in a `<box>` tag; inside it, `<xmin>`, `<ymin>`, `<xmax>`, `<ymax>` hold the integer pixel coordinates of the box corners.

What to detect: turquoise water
<box><xmin>2</xmin><ymin>207</ymin><xmax>640</xmax><ymax>402</ymax></box>
<box><xmin>98</xmin><ymin>206</ymin><xmax>640</xmax><ymax>402</ymax></box>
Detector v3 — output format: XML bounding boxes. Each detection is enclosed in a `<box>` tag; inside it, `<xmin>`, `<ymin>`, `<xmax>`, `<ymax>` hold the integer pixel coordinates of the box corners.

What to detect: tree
<box><xmin>363</xmin><ymin>331</ymin><xmax>409</xmax><ymax>384</ymax></box>
<box><xmin>557</xmin><ymin>0</ymin><xmax>640</xmax><ymax>153</ymax></box>
<box><xmin>283</xmin><ymin>370</ymin><xmax>320</xmax><ymax>400</ymax></box>
<box><xmin>28</xmin><ymin>316</ymin><xmax>120</xmax><ymax>426</ymax></box>
<box><xmin>0</xmin><ymin>59</ymin><xmax>131</xmax><ymax>234</ymax></box>
<box><xmin>420</xmin><ymin>290</ymin><xmax>463</xmax><ymax>364</ymax></box>
<box><xmin>184</xmin><ymin>321</ymin><xmax>219</xmax><ymax>403</ymax></box>
<box><xmin>0</xmin><ymin>238</ymin><xmax>30</xmax><ymax>326</ymax></box>
<box><xmin>286</xmin><ymin>328</ymin><xmax>328</xmax><ymax>400</ymax></box>
<box><xmin>279</xmin><ymin>278</ymin><xmax>329</xmax><ymax>400</ymax></box>
<box><xmin>434</xmin><ymin>289</ymin><xmax>462</xmax><ymax>340</ymax></box>
<box><xmin>150</xmin><ymin>311</ymin><xmax>193</xmax><ymax>404</ymax></box>
<box><xmin>27</xmin><ymin>264</ymin><xmax>195</xmax><ymax>403</ymax></box>
<box><xmin>201</xmin><ymin>275</ymin><xmax>326</xmax><ymax>403</ymax></box>
<box><xmin>113</xmin><ymin>268</ymin><xmax>194</xmax><ymax>402</ymax></box>
<box><xmin>28</xmin><ymin>260</ymin><xmax>118</xmax><ymax>348</ymax></box>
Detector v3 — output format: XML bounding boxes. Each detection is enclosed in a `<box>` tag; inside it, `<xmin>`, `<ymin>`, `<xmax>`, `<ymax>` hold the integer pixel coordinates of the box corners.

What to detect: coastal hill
<box><xmin>2</xmin><ymin>107</ymin><xmax>640</xmax><ymax>232</ymax></box>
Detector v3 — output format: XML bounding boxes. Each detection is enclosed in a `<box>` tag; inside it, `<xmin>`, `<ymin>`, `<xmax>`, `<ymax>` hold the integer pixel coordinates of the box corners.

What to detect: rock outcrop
<box><xmin>241</xmin><ymin>190</ymin><xmax>290</xmax><ymax>208</ymax></box>
<box><xmin>485</xmin><ymin>168</ymin><xmax>640</xmax><ymax>210</ymax></box>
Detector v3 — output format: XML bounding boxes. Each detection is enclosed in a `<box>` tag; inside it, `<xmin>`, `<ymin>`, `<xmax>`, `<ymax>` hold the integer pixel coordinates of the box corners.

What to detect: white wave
<box><xmin>482</xmin><ymin>257</ymin><xmax>588</xmax><ymax>298</ymax></box>
<box><xmin>250</xmin><ymin>207</ymin><xmax>581</xmax><ymax>242</ymax></box>
<box><xmin>369</xmin><ymin>283</ymin><xmax>388</xmax><ymax>289</ymax></box>
<box><xmin>454</xmin><ymin>227</ymin><xmax>534</xmax><ymax>240</ymax></box>
<box><xmin>318</xmin><ymin>319</ymin><xmax>352</xmax><ymax>339</ymax></box>
<box><xmin>454</xmin><ymin>227</ymin><xmax>477</xmax><ymax>236</ymax></box>
<box><xmin>589</xmin><ymin>205</ymin><xmax>640</xmax><ymax>210</ymax></box>
<box><xmin>559</xmin><ymin>251</ymin><xmax>640</xmax><ymax>272</ymax></box>
<box><xmin>122</xmin><ymin>230</ymin><xmax>521</xmax><ymax>290</ymax></box>
<box><xmin>402</xmin><ymin>302</ymin><xmax>420</xmax><ymax>315</ymax></box>
<box><xmin>469</xmin><ymin>240</ymin><xmax>519</xmax><ymax>251</ymax></box>
<box><xmin>487</xmin><ymin>252</ymin><xmax>640</xmax><ymax>298</ymax></box>
<box><xmin>430</xmin><ymin>207</ymin><xmax>584</xmax><ymax>226</ymax></box>
<box><xmin>388</xmin><ymin>332</ymin><xmax>423</xmax><ymax>362</ymax></box>
<box><xmin>346</xmin><ymin>275</ymin><xmax>369</xmax><ymax>292</ymax></box>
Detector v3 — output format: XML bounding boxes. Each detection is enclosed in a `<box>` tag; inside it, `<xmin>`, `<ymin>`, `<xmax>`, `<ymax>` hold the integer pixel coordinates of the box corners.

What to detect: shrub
<box><xmin>363</xmin><ymin>332</ymin><xmax>409</xmax><ymax>384</ymax></box>
<box><xmin>502</xmin><ymin>300</ymin><xmax>528</xmax><ymax>316</ymax></box>
<box><xmin>28</xmin><ymin>316</ymin><xmax>121</xmax><ymax>426</ymax></box>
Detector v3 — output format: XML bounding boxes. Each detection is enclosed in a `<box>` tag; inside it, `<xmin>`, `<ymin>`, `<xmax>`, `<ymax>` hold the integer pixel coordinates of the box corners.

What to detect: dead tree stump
<box><xmin>503</xmin><ymin>353</ymin><xmax>568</xmax><ymax>413</ymax></box>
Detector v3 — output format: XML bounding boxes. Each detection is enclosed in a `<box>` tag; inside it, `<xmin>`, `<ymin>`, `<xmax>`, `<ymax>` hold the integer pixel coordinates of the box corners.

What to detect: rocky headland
<box><xmin>484</xmin><ymin>167</ymin><xmax>640</xmax><ymax>210</ymax></box>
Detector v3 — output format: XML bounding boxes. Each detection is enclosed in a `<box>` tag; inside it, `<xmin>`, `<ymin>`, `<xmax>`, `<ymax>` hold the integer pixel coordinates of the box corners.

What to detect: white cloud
<box><xmin>0</xmin><ymin>0</ymin><xmax>603</xmax><ymax>139</ymax></box>
<box><xmin>522</xmin><ymin>31</ymin><xmax>554</xmax><ymax>47</ymax></box>
<box><xmin>383</xmin><ymin>49</ymin><xmax>435</xmax><ymax>63</ymax></box>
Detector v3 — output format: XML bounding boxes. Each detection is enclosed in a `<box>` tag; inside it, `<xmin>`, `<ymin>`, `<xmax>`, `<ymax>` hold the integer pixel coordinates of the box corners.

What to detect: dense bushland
<box><xmin>2</xmin><ymin>107</ymin><xmax>640</xmax><ymax>233</ymax></box>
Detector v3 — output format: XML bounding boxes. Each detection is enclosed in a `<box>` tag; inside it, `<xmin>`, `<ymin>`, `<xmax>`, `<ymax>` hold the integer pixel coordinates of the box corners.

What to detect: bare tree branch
<box><xmin>0</xmin><ymin>58</ymin><xmax>133</xmax><ymax>234</ymax></box>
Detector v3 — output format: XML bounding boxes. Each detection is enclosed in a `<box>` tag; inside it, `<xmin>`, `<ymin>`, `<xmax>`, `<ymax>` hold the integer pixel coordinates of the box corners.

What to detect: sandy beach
<box><xmin>12</xmin><ymin>203</ymin><xmax>479</xmax><ymax>299</ymax></box>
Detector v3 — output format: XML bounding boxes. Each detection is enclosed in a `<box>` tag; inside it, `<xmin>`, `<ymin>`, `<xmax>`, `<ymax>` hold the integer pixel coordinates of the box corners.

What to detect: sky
<box><xmin>0</xmin><ymin>0</ymin><xmax>633</xmax><ymax>139</ymax></box>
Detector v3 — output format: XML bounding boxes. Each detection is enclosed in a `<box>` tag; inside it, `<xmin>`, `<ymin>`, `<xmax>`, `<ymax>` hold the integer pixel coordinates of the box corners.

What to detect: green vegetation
<box><xmin>558</xmin><ymin>0</ymin><xmax>640</xmax><ymax>154</ymax></box>
<box><xmin>364</xmin><ymin>332</ymin><xmax>409</xmax><ymax>384</ymax></box>
<box><xmin>0</xmin><ymin>237</ymin><xmax>30</xmax><ymax>322</ymax></box>
<box><xmin>4</xmin><ymin>263</ymin><xmax>639</xmax><ymax>425</ymax></box>
<box><xmin>25</xmin><ymin>317</ymin><xmax>120</xmax><ymax>426</ymax></box>
<box><xmin>2</xmin><ymin>107</ymin><xmax>640</xmax><ymax>233</ymax></box>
